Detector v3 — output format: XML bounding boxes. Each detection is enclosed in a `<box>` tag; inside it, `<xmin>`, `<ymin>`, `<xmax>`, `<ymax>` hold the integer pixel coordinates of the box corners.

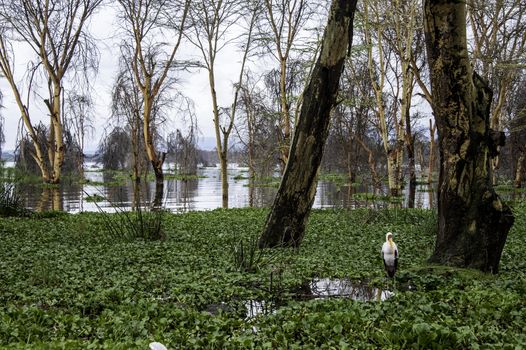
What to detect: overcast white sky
<box><xmin>0</xmin><ymin>4</ymin><xmax>261</xmax><ymax>152</ymax></box>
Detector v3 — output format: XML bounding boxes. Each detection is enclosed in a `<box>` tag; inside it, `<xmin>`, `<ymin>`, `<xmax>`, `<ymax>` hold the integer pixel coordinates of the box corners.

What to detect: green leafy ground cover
<box><xmin>1</xmin><ymin>205</ymin><xmax>525</xmax><ymax>349</ymax></box>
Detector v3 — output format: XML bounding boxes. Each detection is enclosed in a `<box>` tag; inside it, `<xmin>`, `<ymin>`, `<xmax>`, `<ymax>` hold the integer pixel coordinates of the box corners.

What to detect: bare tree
<box><xmin>0</xmin><ymin>0</ymin><xmax>102</xmax><ymax>183</ymax></box>
<box><xmin>236</xmin><ymin>71</ymin><xmax>280</xmax><ymax>183</ymax></box>
<box><xmin>117</xmin><ymin>0</ymin><xmax>190</xmax><ymax>186</ymax></box>
<box><xmin>361</xmin><ymin>0</ymin><xmax>423</xmax><ymax>198</ymax></box>
<box><xmin>508</xmin><ymin>74</ymin><xmax>526</xmax><ymax>188</ymax></box>
<box><xmin>260</xmin><ymin>0</ymin><xmax>318</xmax><ymax>171</ymax></box>
<box><xmin>167</xmin><ymin>97</ymin><xmax>199</xmax><ymax>176</ymax></box>
<box><xmin>468</xmin><ymin>0</ymin><xmax>526</xmax><ymax>182</ymax></box>
<box><xmin>324</xmin><ymin>57</ymin><xmax>376</xmax><ymax>184</ymax></box>
<box><xmin>64</xmin><ymin>92</ymin><xmax>94</xmax><ymax>178</ymax></box>
<box><xmin>111</xmin><ymin>48</ymin><xmax>149</xmax><ymax>187</ymax></box>
<box><xmin>186</xmin><ymin>0</ymin><xmax>259</xmax><ymax>208</ymax></box>
<box><xmin>362</xmin><ymin>0</ymin><xmax>398</xmax><ymax>196</ymax></box>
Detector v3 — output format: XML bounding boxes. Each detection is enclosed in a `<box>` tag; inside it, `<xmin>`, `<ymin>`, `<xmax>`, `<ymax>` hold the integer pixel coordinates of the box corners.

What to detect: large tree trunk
<box><xmin>424</xmin><ymin>0</ymin><xmax>514</xmax><ymax>273</ymax></box>
<box><xmin>259</xmin><ymin>0</ymin><xmax>358</xmax><ymax>248</ymax></box>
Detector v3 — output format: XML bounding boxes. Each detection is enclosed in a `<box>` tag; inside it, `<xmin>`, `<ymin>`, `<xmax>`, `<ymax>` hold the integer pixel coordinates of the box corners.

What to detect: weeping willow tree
<box><xmin>0</xmin><ymin>0</ymin><xmax>102</xmax><ymax>183</ymax></box>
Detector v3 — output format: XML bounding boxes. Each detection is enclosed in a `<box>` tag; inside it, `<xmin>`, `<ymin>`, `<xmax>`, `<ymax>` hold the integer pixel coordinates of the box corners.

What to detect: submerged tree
<box><xmin>0</xmin><ymin>0</ymin><xmax>102</xmax><ymax>183</ymax></box>
<box><xmin>259</xmin><ymin>0</ymin><xmax>358</xmax><ymax>248</ymax></box>
<box><xmin>424</xmin><ymin>0</ymin><xmax>514</xmax><ymax>272</ymax></box>
<box><xmin>186</xmin><ymin>0</ymin><xmax>259</xmax><ymax>208</ymax></box>
<box><xmin>117</xmin><ymin>0</ymin><xmax>190</xmax><ymax>184</ymax></box>
<box><xmin>260</xmin><ymin>0</ymin><xmax>317</xmax><ymax>171</ymax></box>
<box><xmin>64</xmin><ymin>92</ymin><xmax>94</xmax><ymax>178</ymax></box>
<box><xmin>98</xmin><ymin>127</ymin><xmax>131</xmax><ymax>171</ymax></box>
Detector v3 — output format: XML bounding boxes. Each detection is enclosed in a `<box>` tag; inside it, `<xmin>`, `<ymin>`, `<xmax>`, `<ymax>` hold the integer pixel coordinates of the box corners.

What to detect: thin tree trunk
<box><xmin>428</xmin><ymin>119</ymin><xmax>436</xmax><ymax>185</ymax></box>
<box><xmin>259</xmin><ymin>0</ymin><xmax>358</xmax><ymax>248</ymax></box>
<box><xmin>356</xmin><ymin>137</ymin><xmax>381</xmax><ymax>190</ymax></box>
<box><xmin>50</xmin><ymin>82</ymin><xmax>64</xmax><ymax>184</ymax></box>
<box><xmin>279</xmin><ymin>58</ymin><xmax>292</xmax><ymax>171</ymax></box>
<box><xmin>405</xmin><ymin>110</ymin><xmax>416</xmax><ymax>208</ymax></box>
<box><xmin>220</xmin><ymin>153</ymin><xmax>229</xmax><ymax>208</ymax></box>
<box><xmin>143</xmin><ymin>93</ymin><xmax>165</xmax><ymax>185</ymax></box>
<box><xmin>424</xmin><ymin>0</ymin><xmax>514</xmax><ymax>273</ymax></box>
<box><xmin>515</xmin><ymin>153</ymin><xmax>525</xmax><ymax>188</ymax></box>
<box><xmin>153</xmin><ymin>178</ymin><xmax>164</xmax><ymax>208</ymax></box>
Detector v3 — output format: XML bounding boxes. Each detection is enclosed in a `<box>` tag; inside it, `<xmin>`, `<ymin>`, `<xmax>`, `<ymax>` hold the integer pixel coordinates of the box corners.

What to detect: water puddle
<box><xmin>308</xmin><ymin>278</ymin><xmax>394</xmax><ymax>301</ymax></box>
<box><xmin>243</xmin><ymin>278</ymin><xmax>394</xmax><ymax>320</ymax></box>
<box><xmin>244</xmin><ymin>299</ymin><xmax>269</xmax><ymax>319</ymax></box>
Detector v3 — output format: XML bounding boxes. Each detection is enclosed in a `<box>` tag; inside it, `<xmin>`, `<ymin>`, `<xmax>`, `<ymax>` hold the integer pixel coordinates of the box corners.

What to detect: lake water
<box><xmin>6</xmin><ymin>162</ymin><xmax>438</xmax><ymax>212</ymax></box>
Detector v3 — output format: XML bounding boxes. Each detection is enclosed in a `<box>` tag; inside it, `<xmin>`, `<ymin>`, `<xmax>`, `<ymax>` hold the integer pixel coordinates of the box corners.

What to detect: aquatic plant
<box><xmin>0</xmin><ymin>208</ymin><xmax>524</xmax><ymax>348</ymax></box>
<box><xmin>0</xmin><ymin>182</ymin><xmax>29</xmax><ymax>217</ymax></box>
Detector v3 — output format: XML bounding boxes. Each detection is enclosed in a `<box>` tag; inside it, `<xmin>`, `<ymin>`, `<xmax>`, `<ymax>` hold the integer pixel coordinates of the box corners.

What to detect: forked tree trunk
<box><xmin>424</xmin><ymin>0</ymin><xmax>514</xmax><ymax>273</ymax></box>
<box><xmin>259</xmin><ymin>0</ymin><xmax>358</xmax><ymax>248</ymax></box>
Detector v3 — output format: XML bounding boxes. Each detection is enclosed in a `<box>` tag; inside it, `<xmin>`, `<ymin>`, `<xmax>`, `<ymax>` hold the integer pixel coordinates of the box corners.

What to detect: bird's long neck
<box><xmin>388</xmin><ymin>238</ymin><xmax>394</xmax><ymax>252</ymax></box>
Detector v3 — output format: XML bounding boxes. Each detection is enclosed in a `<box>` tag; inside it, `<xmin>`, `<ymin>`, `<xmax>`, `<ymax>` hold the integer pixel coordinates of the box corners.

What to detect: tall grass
<box><xmin>230</xmin><ymin>234</ymin><xmax>286</xmax><ymax>273</ymax></box>
<box><xmin>0</xmin><ymin>182</ymin><xmax>29</xmax><ymax>217</ymax></box>
<box><xmin>87</xmin><ymin>190</ymin><xmax>166</xmax><ymax>241</ymax></box>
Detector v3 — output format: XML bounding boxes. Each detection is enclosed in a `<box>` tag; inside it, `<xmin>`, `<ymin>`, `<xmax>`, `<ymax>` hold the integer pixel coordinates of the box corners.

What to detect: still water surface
<box><xmin>11</xmin><ymin>162</ymin><xmax>437</xmax><ymax>212</ymax></box>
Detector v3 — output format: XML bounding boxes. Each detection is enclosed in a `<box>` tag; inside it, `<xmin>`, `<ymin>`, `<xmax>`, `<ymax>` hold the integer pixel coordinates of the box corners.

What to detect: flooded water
<box><xmin>309</xmin><ymin>278</ymin><xmax>394</xmax><ymax>301</ymax></box>
<box><xmin>244</xmin><ymin>278</ymin><xmax>394</xmax><ymax>320</ymax></box>
<box><xmin>4</xmin><ymin>161</ymin><xmax>439</xmax><ymax>212</ymax></box>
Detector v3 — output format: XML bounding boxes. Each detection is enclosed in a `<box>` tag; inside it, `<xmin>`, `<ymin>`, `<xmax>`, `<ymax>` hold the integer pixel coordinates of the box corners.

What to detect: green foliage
<box><xmin>0</xmin><ymin>182</ymin><xmax>29</xmax><ymax>217</ymax></box>
<box><xmin>90</xmin><ymin>191</ymin><xmax>166</xmax><ymax>241</ymax></box>
<box><xmin>233</xmin><ymin>174</ymin><xmax>249</xmax><ymax>181</ymax></box>
<box><xmin>98</xmin><ymin>207</ymin><xmax>166</xmax><ymax>241</ymax></box>
<box><xmin>352</xmin><ymin>192</ymin><xmax>405</xmax><ymax>204</ymax></box>
<box><xmin>230</xmin><ymin>234</ymin><xmax>284</xmax><ymax>273</ymax></box>
<box><xmin>0</xmin><ymin>208</ymin><xmax>524</xmax><ymax>349</ymax></box>
<box><xmin>85</xmin><ymin>194</ymin><xmax>105</xmax><ymax>203</ymax></box>
<box><xmin>231</xmin><ymin>234</ymin><xmax>264</xmax><ymax>272</ymax></box>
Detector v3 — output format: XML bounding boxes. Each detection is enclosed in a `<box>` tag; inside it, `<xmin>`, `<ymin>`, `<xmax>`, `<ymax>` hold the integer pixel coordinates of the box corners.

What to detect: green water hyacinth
<box><xmin>0</xmin><ymin>205</ymin><xmax>525</xmax><ymax>348</ymax></box>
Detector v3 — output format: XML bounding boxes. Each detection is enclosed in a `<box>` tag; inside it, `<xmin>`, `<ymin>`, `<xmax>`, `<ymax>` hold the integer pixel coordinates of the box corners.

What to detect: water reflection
<box><xmin>243</xmin><ymin>278</ymin><xmax>394</xmax><ymax>320</ymax></box>
<box><xmin>7</xmin><ymin>163</ymin><xmax>450</xmax><ymax>212</ymax></box>
<box><xmin>309</xmin><ymin>278</ymin><xmax>394</xmax><ymax>301</ymax></box>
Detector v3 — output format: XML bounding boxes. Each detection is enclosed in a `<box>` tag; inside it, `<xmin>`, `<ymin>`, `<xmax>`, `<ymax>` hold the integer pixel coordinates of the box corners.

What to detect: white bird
<box><xmin>149</xmin><ymin>342</ymin><xmax>168</xmax><ymax>350</ymax></box>
<box><xmin>381</xmin><ymin>232</ymin><xmax>398</xmax><ymax>278</ymax></box>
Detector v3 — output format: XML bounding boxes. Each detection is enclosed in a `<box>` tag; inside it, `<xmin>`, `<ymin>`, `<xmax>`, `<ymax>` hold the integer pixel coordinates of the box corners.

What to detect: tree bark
<box><xmin>405</xmin><ymin>110</ymin><xmax>416</xmax><ymax>208</ymax></box>
<box><xmin>428</xmin><ymin>119</ymin><xmax>436</xmax><ymax>185</ymax></box>
<box><xmin>424</xmin><ymin>0</ymin><xmax>514</xmax><ymax>273</ymax></box>
<box><xmin>515</xmin><ymin>153</ymin><xmax>525</xmax><ymax>188</ymax></box>
<box><xmin>259</xmin><ymin>0</ymin><xmax>358</xmax><ymax>248</ymax></box>
<box><xmin>50</xmin><ymin>82</ymin><xmax>64</xmax><ymax>184</ymax></box>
